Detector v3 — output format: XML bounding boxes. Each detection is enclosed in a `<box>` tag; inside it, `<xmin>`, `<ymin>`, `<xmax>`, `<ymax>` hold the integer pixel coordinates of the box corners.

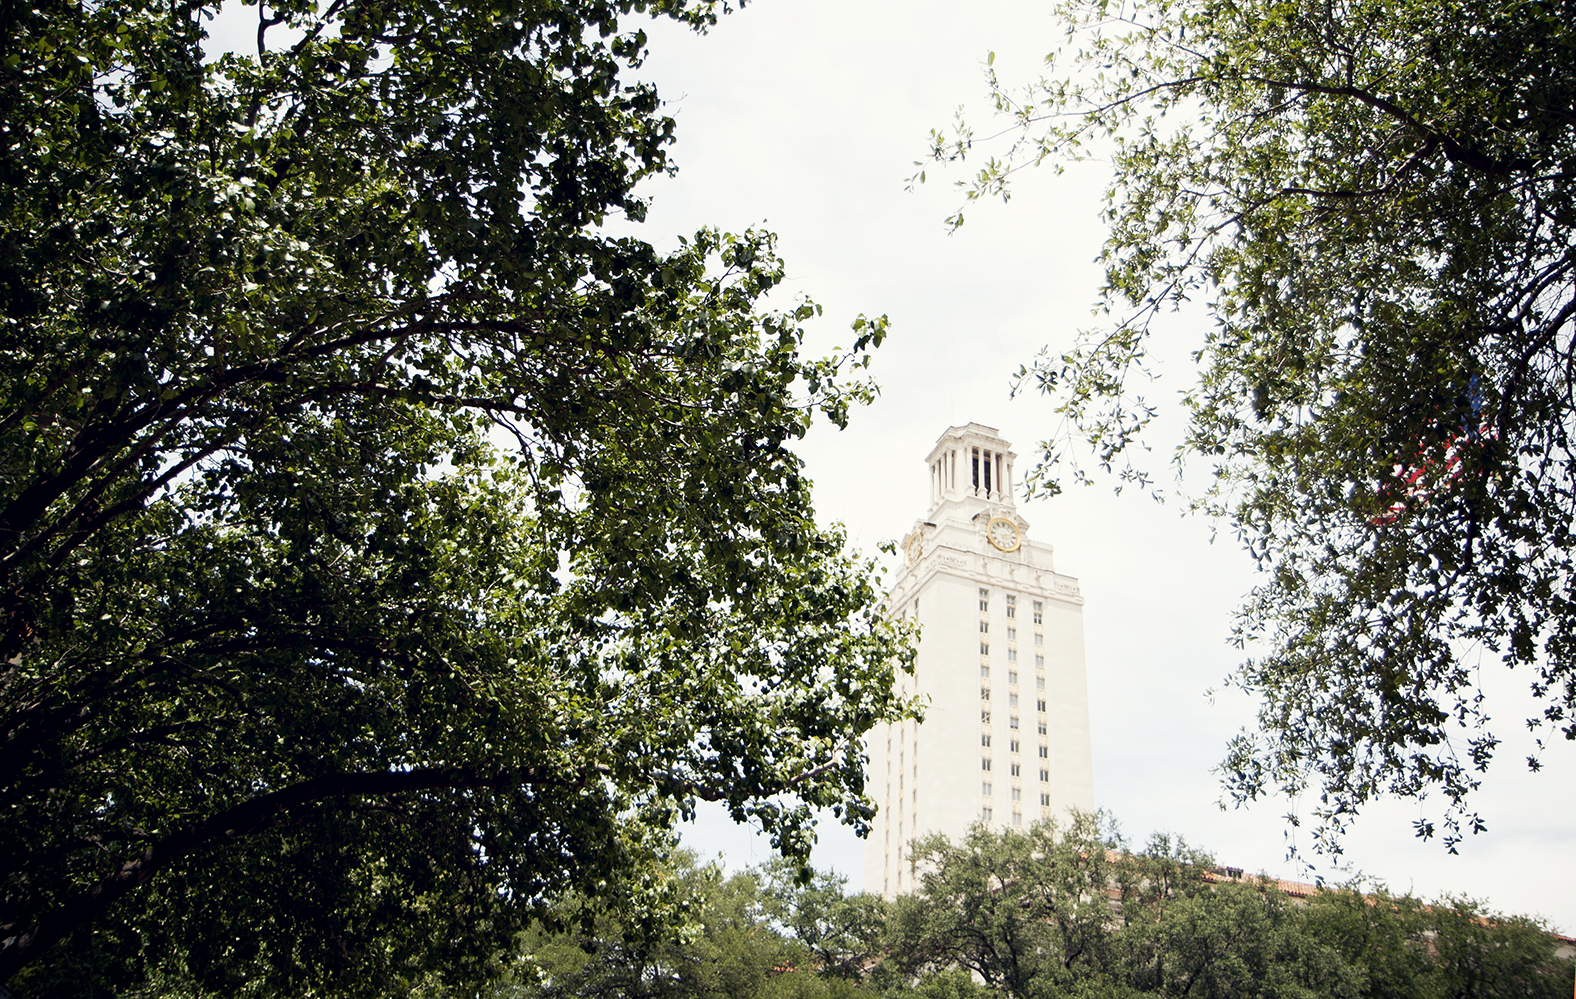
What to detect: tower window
<box><xmin>980</xmin><ymin>642</ymin><xmax>990</xmax><ymax>655</ymax></box>
<box><xmin>1038</xmin><ymin>721</ymin><xmax>1048</xmax><ymax>735</ymax></box>
<box><xmin>981</xmin><ymin>733</ymin><xmax>991</xmax><ymax>747</ymax></box>
<box><xmin>1011</xmin><ymin>787</ymin><xmax>1022</xmax><ymax>801</ymax></box>
<box><xmin>980</xmin><ymin>620</ymin><xmax>989</xmax><ymax>633</ymax></box>
<box><xmin>1005</xmin><ymin>595</ymin><xmax>1016</xmax><ymax>617</ymax></box>
<box><xmin>1036</xmin><ymin>655</ymin><xmax>1045</xmax><ymax>668</ymax></box>
<box><xmin>982</xmin><ymin>710</ymin><xmax>991</xmax><ymax>722</ymax></box>
<box><xmin>1039</xmin><ymin>745</ymin><xmax>1049</xmax><ymax>758</ymax></box>
<box><xmin>982</xmin><ymin>807</ymin><xmax>993</xmax><ymax>820</ymax></box>
<box><xmin>981</xmin><ymin>686</ymin><xmax>991</xmax><ymax>700</ymax></box>
<box><xmin>1012</xmin><ymin>810</ymin><xmax>1023</xmax><ymax>825</ymax></box>
<box><xmin>1010</xmin><ymin>763</ymin><xmax>1021</xmax><ymax>777</ymax></box>
<box><xmin>979</xmin><ymin>588</ymin><xmax>990</xmax><ymax>610</ymax></box>
<box><xmin>1040</xmin><ymin>768</ymin><xmax>1050</xmax><ymax>782</ymax></box>
<box><xmin>1007</xmin><ymin>627</ymin><xmax>1017</xmax><ymax>640</ymax></box>
<box><xmin>1037</xmin><ymin>699</ymin><xmax>1047</xmax><ymax>712</ymax></box>
<box><xmin>1035</xmin><ymin>633</ymin><xmax>1044</xmax><ymax>646</ymax></box>
<box><xmin>1007</xmin><ymin>648</ymin><xmax>1017</xmax><ymax>662</ymax></box>
<box><xmin>981</xmin><ymin>758</ymin><xmax>991</xmax><ymax>771</ymax></box>
<box><xmin>1010</xmin><ymin>739</ymin><xmax>1020</xmax><ymax>753</ymax></box>
<box><xmin>982</xmin><ymin>782</ymin><xmax>993</xmax><ymax>796</ymax></box>
<box><xmin>1033</xmin><ymin>601</ymin><xmax>1043</xmax><ymax>624</ymax></box>
<box><xmin>1008</xmin><ymin>693</ymin><xmax>1019</xmax><ymax>707</ymax></box>
<box><xmin>1009</xmin><ymin>715</ymin><xmax>1019</xmax><ymax>730</ymax></box>
<box><xmin>981</xmin><ymin>664</ymin><xmax>991</xmax><ymax>678</ymax></box>
<box><xmin>1008</xmin><ymin>670</ymin><xmax>1018</xmax><ymax>685</ymax></box>
<box><xmin>1036</xmin><ymin>676</ymin><xmax>1046</xmax><ymax>690</ymax></box>
<box><xmin>1041</xmin><ymin>792</ymin><xmax>1051</xmax><ymax>806</ymax></box>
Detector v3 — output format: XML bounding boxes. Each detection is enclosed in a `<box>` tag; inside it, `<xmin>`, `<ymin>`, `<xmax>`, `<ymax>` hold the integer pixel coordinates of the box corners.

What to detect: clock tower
<box><xmin>865</xmin><ymin>423</ymin><xmax>1095</xmax><ymax>897</ymax></box>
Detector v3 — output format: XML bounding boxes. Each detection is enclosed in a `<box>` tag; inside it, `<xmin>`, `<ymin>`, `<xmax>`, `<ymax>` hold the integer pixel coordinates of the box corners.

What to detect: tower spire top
<box><xmin>925</xmin><ymin>423</ymin><xmax>1018</xmax><ymax>518</ymax></box>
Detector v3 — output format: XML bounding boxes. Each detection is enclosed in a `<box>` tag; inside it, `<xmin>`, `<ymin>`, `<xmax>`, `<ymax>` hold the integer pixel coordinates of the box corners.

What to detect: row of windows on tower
<box><xmin>980</xmin><ymin>667</ymin><xmax>1046</xmax><ymax>687</ymax></box>
<box><xmin>983</xmin><ymin>744</ymin><xmax>1049</xmax><ymax>763</ymax></box>
<box><xmin>980</xmin><ymin>712</ymin><xmax>1048</xmax><ymax>733</ymax></box>
<box><xmin>979</xmin><ymin>806</ymin><xmax>1042</xmax><ymax>824</ymax></box>
<box><xmin>978</xmin><ymin>624</ymin><xmax>1045</xmax><ymax>644</ymax></box>
<box><xmin>980</xmin><ymin>710</ymin><xmax>1047</xmax><ymax>728</ymax></box>
<box><xmin>980</xmin><ymin>758</ymin><xmax>1051</xmax><ymax>778</ymax></box>
<box><xmin>982</xmin><ymin>732</ymin><xmax>1049</xmax><ymax>750</ymax></box>
<box><xmin>980</xmin><ymin>784</ymin><xmax>1053</xmax><ymax>804</ymax></box>
<box><xmin>981</xmin><ymin>691</ymin><xmax>1049</xmax><ymax>711</ymax></box>
<box><xmin>980</xmin><ymin>591</ymin><xmax>1044</xmax><ymax>623</ymax></box>
<box><xmin>980</xmin><ymin>646</ymin><xmax>1046</xmax><ymax>664</ymax></box>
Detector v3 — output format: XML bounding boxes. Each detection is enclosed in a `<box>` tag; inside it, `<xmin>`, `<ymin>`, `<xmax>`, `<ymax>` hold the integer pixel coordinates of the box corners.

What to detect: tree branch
<box><xmin>1238</xmin><ymin>75</ymin><xmax>1533</xmax><ymax>176</ymax></box>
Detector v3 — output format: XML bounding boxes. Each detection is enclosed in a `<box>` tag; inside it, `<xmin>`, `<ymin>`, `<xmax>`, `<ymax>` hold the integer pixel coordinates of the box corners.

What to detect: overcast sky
<box><xmin>616</xmin><ymin>0</ymin><xmax>1576</xmax><ymax>933</ymax></box>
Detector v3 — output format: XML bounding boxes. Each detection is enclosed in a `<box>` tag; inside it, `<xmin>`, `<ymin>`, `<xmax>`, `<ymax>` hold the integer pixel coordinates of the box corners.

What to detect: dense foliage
<box><xmin>501</xmin><ymin>817</ymin><xmax>1573</xmax><ymax>999</ymax></box>
<box><xmin>0</xmin><ymin>0</ymin><xmax>912</xmax><ymax>993</ymax></box>
<box><xmin>501</xmin><ymin>856</ymin><xmax>882</xmax><ymax>999</ymax></box>
<box><xmin>923</xmin><ymin>0</ymin><xmax>1576</xmax><ymax>849</ymax></box>
<box><xmin>887</xmin><ymin>816</ymin><xmax>1571</xmax><ymax>999</ymax></box>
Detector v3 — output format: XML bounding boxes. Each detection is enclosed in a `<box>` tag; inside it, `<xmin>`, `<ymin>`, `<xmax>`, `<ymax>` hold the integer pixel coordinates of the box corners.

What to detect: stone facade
<box><xmin>864</xmin><ymin>424</ymin><xmax>1095</xmax><ymax>898</ymax></box>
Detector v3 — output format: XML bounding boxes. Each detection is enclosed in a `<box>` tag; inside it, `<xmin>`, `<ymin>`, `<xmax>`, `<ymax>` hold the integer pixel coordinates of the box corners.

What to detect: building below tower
<box><xmin>864</xmin><ymin>423</ymin><xmax>1095</xmax><ymax>898</ymax></box>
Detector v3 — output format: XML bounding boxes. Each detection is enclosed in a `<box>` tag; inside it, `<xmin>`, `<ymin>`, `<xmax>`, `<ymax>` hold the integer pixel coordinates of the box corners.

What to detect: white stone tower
<box><xmin>864</xmin><ymin>423</ymin><xmax>1095</xmax><ymax>897</ymax></box>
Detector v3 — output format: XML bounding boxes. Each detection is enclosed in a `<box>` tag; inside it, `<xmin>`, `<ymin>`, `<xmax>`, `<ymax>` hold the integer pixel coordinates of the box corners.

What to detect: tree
<box><xmin>758</xmin><ymin>856</ymin><xmax>888</xmax><ymax>981</ymax></box>
<box><xmin>0</xmin><ymin>0</ymin><xmax>912</xmax><ymax>992</ymax></box>
<box><xmin>502</xmin><ymin>853</ymin><xmax>882</xmax><ymax>999</ymax></box>
<box><xmin>884</xmin><ymin>815</ymin><xmax>1337</xmax><ymax>999</ymax></box>
<box><xmin>1423</xmin><ymin>896</ymin><xmax>1574</xmax><ymax>999</ymax></box>
<box><xmin>510</xmin><ymin>860</ymin><xmax>1576</xmax><ymax>999</ymax></box>
<box><xmin>886</xmin><ymin>813</ymin><xmax>1133</xmax><ymax>999</ymax></box>
<box><xmin>1142</xmin><ymin>884</ymin><xmax>1361</xmax><ymax>999</ymax></box>
<box><xmin>923</xmin><ymin>0</ymin><xmax>1576</xmax><ymax>851</ymax></box>
<box><xmin>1295</xmin><ymin>888</ymin><xmax>1436</xmax><ymax>999</ymax></box>
<box><xmin>1300</xmin><ymin>888</ymin><xmax>1574</xmax><ymax>999</ymax></box>
<box><xmin>877</xmin><ymin>816</ymin><xmax>1569</xmax><ymax>999</ymax></box>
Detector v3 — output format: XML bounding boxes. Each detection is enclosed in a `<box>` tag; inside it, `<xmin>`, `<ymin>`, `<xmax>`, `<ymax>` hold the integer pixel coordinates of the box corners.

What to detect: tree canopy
<box><xmin>505</xmin><ymin>853</ymin><xmax>884</xmax><ymax>999</ymax></box>
<box><xmin>489</xmin><ymin>823</ymin><xmax>1576</xmax><ymax>999</ymax></box>
<box><xmin>885</xmin><ymin>816</ymin><xmax>1572</xmax><ymax>999</ymax></box>
<box><xmin>923</xmin><ymin>0</ymin><xmax>1576</xmax><ymax>851</ymax></box>
<box><xmin>405</xmin><ymin>812</ymin><xmax>1576</xmax><ymax>999</ymax></box>
<box><xmin>0</xmin><ymin>0</ymin><xmax>911</xmax><ymax>992</ymax></box>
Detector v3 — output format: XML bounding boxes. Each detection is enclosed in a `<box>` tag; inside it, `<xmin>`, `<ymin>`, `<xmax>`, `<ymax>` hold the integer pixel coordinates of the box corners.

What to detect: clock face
<box><xmin>987</xmin><ymin>517</ymin><xmax>1021</xmax><ymax>552</ymax></box>
<box><xmin>904</xmin><ymin>533</ymin><xmax>923</xmax><ymax>565</ymax></box>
